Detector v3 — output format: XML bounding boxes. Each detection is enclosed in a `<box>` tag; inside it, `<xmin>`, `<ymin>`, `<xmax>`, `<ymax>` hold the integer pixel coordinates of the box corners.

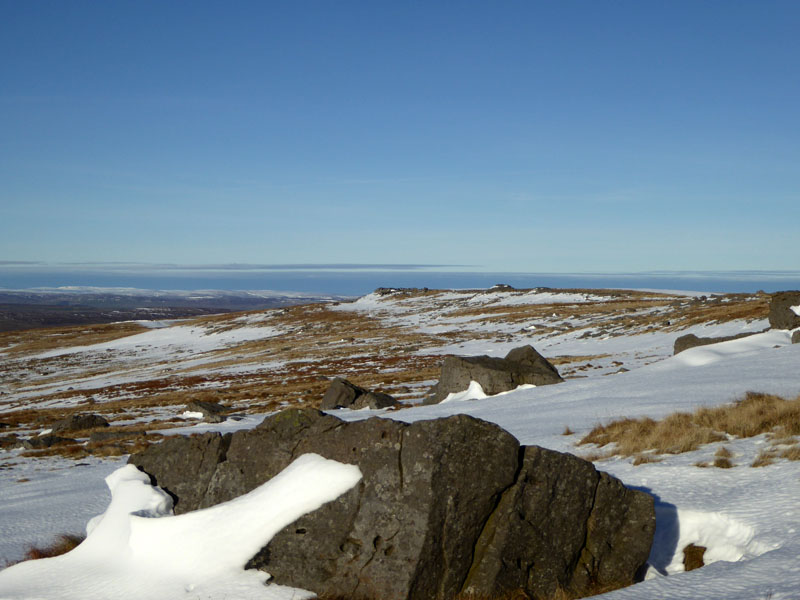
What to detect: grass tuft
<box><xmin>577</xmin><ymin>392</ymin><xmax>800</xmax><ymax>461</ymax></box>
<box><xmin>712</xmin><ymin>456</ymin><xmax>734</xmax><ymax>469</ymax></box>
<box><xmin>751</xmin><ymin>449</ymin><xmax>777</xmax><ymax>468</ymax></box>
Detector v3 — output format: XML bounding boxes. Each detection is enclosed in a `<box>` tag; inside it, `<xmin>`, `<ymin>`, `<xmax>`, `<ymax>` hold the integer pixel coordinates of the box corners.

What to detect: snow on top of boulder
<box><xmin>0</xmin><ymin>454</ymin><xmax>362</xmax><ymax>600</ymax></box>
<box><xmin>441</xmin><ymin>380</ymin><xmax>488</xmax><ymax>403</ymax></box>
<box><xmin>791</xmin><ymin>304</ymin><xmax>800</xmax><ymax>316</ymax></box>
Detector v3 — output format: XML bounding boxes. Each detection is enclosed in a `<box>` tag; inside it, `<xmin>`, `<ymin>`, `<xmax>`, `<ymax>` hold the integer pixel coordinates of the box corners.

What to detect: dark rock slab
<box><xmin>428</xmin><ymin>345</ymin><xmax>563</xmax><ymax>403</ymax></box>
<box><xmin>462</xmin><ymin>447</ymin><xmax>655</xmax><ymax>598</ymax></box>
<box><xmin>792</xmin><ymin>330</ymin><xmax>800</xmax><ymax>344</ymax></box>
<box><xmin>51</xmin><ymin>413</ymin><xmax>109</xmax><ymax>434</ymax></box>
<box><xmin>673</xmin><ymin>331</ymin><xmax>760</xmax><ymax>355</ymax></box>
<box><xmin>769</xmin><ymin>291</ymin><xmax>800</xmax><ymax>330</ymax></box>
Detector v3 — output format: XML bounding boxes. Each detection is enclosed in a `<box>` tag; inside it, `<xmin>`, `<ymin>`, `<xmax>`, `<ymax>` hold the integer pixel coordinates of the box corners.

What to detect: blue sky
<box><xmin>1</xmin><ymin>1</ymin><xmax>798</xmax><ymax>273</ymax></box>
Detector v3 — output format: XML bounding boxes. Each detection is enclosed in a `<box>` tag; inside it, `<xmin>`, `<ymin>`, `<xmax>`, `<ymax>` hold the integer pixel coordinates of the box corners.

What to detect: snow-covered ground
<box><xmin>1</xmin><ymin>289</ymin><xmax>798</xmax><ymax>599</ymax></box>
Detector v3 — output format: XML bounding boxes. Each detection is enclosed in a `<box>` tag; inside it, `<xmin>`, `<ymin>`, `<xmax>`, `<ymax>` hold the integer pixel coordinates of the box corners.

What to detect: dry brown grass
<box><xmin>0</xmin><ymin>321</ymin><xmax>147</xmax><ymax>357</ymax></box>
<box><xmin>578</xmin><ymin>414</ymin><xmax>726</xmax><ymax>456</ymax></box>
<box><xmin>3</xmin><ymin>534</ymin><xmax>84</xmax><ymax>567</ymax></box>
<box><xmin>715</xmin><ymin>446</ymin><xmax>733</xmax><ymax>458</ymax></box>
<box><xmin>631</xmin><ymin>453</ymin><xmax>662</xmax><ymax>466</ymax></box>
<box><xmin>750</xmin><ymin>448</ymin><xmax>777</xmax><ymax>467</ymax></box>
<box><xmin>1</xmin><ymin>288</ymin><xmax>770</xmax><ymax>466</ymax></box>
<box><xmin>712</xmin><ymin>456</ymin><xmax>735</xmax><ymax>469</ymax></box>
<box><xmin>579</xmin><ymin>392</ymin><xmax>800</xmax><ymax>460</ymax></box>
<box><xmin>780</xmin><ymin>445</ymin><xmax>800</xmax><ymax>461</ymax></box>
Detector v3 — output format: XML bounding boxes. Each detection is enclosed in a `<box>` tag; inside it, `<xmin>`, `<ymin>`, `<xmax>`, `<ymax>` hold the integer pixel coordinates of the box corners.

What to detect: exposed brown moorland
<box><xmin>0</xmin><ymin>288</ymin><xmax>769</xmax><ymax>460</ymax></box>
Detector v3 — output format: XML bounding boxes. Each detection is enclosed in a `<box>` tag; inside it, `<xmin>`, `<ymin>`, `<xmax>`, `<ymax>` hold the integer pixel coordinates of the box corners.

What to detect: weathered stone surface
<box><xmin>352</xmin><ymin>391</ymin><xmax>399</xmax><ymax>410</ymax></box>
<box><xmin>428</xmin><ymin>345</ymin><xmax>563</xmax><ymax>403</ymax></box>
<box><xmin>462</xmin><ymin>447</ymin><xmax>655</xmax><ymax>598</ymax></box>
<box><xmin>130</xmin><ymin>409</ymin><xmax>654</xmax><ymax>600</ymax></box>
<box><xmin>320</xmin><ymin>377</ymin><xmax>368</xmax><ymax>409</ymax></box>
<box><xmin>129</xmin><ymin>432</ymin><xmax>230</xmax><ymax>512</ymax></box>
<box><xmin>769</xmin><ymin>291</ymin><xmax>800</xmax><ymax>330</ymax></box>
<box><xmin>792</xmin><ymin>330</ymin><xmax>800</xmax><ymax>344</ymax></box>
<box><xmin>673</xmin><ymin>331</ymin><xmax>759</xmax><ymax>355</ymax></box>
<box><xmin>51</xmin><ymin>413</ymin><xmax>109</xmax><ymax>433</ymax></box>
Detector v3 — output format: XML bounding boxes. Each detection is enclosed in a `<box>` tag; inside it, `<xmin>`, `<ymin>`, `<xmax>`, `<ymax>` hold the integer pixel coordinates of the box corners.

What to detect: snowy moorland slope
<box><xmin>2</xmin><ymin>286</ymin><xmax>799</xmax><ymax>599</ymax></box>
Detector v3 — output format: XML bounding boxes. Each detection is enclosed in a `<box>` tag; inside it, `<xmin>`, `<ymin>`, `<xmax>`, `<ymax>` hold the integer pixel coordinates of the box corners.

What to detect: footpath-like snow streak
<box><xmin>0</xmin><ymin>454</ymin><xmax>362</xmax><ymax>600</ymax></box>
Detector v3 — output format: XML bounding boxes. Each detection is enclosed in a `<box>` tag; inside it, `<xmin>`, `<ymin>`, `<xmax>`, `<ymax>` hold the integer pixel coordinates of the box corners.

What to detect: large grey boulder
<box><xmin>769</xmin><ymin>291</ymin><xmax>800</xmax><ymax>330</ymax></box>
<box><xmin>130</xmin><ymin>409</ymin><xmax>654</xmax><ymax>600</ymax></box>
<box><xmin>428</xmin><ymin>345</ymin><xmax>563</xmax><ymax>403</ymax></box>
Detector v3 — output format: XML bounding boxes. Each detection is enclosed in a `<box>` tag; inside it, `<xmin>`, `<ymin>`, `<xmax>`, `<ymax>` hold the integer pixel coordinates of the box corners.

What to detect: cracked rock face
<box><xmin>428</xmin><ymin>345</ymin><xmax>564</xmax><ymax>404</ymax></box>
<box><xmin>129</xmin><ymin>409</ymin><xmax>654</xmax><ymax>600</ymax></box>
<box><xmin>769</xmin><ymin>291</ymin><xmax>800</xmax><ymax>330</ymax></box>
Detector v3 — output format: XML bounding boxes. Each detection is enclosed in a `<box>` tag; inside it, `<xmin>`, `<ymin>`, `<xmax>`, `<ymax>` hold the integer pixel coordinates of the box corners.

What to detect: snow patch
<box><xmin>0</xmin><ymin>455</ymin><xmax>362</xmax><ymax>600</ymax></box>
<box><xmin>649</xmin><ymin>507</ymin><xmax>771</xmax><ymax>576</ymax></box>
<box><xmin>791</xmin><ymin>305</ymin><xmax>800</xmax><ymax>317</ymax></box>
<box><xmin>441</xmin><ymin>380</ymin><xmax>488</xmax><ymax>402</ymax></box>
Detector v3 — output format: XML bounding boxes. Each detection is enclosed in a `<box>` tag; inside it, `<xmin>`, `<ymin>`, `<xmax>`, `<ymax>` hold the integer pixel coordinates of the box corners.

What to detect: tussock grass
<box><xmin>780</xmin><ymin>445</ymin><xmax>800</xmax><ymax>461</ymax></box>
<box><xmin>632</xmin><ymin>453</ymin><xmax>662</xmax><ymax>466</ymax></box>
<box><xmin>579</xmin><ymin>392</ymin><xmax>800</xmax><ymax>461</ymax></box>
<box><xmin>751</xmin><ymin>449</ymin><xmax>777</xmax><ymax>468</ymax></box>
<box><xmin>578</xmin><ymin>414</ymin><xmax>726</xmax><ymax>456</ymax></box>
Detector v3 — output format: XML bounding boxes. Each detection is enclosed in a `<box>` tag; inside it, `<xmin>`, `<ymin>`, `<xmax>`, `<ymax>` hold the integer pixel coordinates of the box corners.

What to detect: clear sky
<box><xmin>1</xmin><ymin>1</ymin><xmax>798</xmax><ymax>273</ymax></box>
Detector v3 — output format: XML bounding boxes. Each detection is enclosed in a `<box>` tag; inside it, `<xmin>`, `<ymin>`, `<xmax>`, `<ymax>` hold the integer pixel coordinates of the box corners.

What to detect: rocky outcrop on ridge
<box><xmin>130</xmin><ymin>409</ymin><xmax>654</xmax><ymax>600</ymax></box>
<box><xmin>427</xmin><ymin>345</ymin><xmax>563</xmax><ymax>404</ymax></box>
<box><xmin>769</xmin><ymin>291</ymin><xmax>800</xmax><ymax>330</ymax></box>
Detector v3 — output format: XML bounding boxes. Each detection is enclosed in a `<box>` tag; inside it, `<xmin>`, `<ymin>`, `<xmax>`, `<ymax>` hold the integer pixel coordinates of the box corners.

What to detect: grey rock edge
<box><xmin>769</xmin><ymin>291</ymin><xmax>800</xmax><ymax>330</ymax></box>
<box><xmin>427</xmin><ymin>345</ymin><xmax>564</xmax><ymax>404</ymax></box>
<box><xmin>130</xmin><ymin>409</ymin><xmax>654</xmax><ymax>600</ymax></box>
<box><xmin>673</xmin><ymin>331</ymin><xmax>761</xmax><ymax>355</ymax></box>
